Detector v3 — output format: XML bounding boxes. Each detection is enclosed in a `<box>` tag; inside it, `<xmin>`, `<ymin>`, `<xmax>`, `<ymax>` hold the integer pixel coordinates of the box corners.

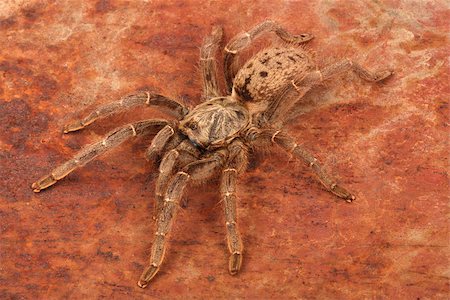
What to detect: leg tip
<box><xmin>346</xmin><ymin>194</ymin><xmax>356</xmax><ymax>203</ymax></box>
<box><xmin>330</xmin><ymin>184</ymin><xmax>356</xmax><ymax>203</ymax></box>
<box><xmin>138</xmin><ymin>264</ymin><xmax>159</xmax><ymax>288</ymax></box>
<box><xmin>228</xmin><ymin>252</ymin><xmax>242</xmax><ymax>275</ymax></box>
<box><xmin>294</xmin><ymin>33</ymin><xmax>314</xmax><ymax>44</ymax></box>
<box><xmin>62</xmin><ymin>124</ymin><xmax>72</xmax><ymax>133</ymax></box>
<box><xmin>375</xmin><ymin>70</ymin><xmax>394</xmax><ymax>82</ymax></box>
<box><xmin>63</xmin><ymin>122</ymin><xmax>84</xmax><ymax>133</ymax></box>
<box><xmin>137</xmin><ymin>280</ymin><xmax>148</xmax><ymax>289</ymax></box>
<box><xmin>31</xmin><ymin>175</ymin><xmax>57</xmax><ymax>192</ymax></box>
<box><xmin>31</xmin><ymin>182</ymin><xmax>41</xmax><ymax>192</ymax></box>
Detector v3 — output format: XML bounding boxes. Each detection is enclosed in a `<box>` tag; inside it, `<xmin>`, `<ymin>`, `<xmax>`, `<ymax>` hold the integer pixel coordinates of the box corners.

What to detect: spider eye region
<box><xmin>187</xmin><ymin>122</ymin><xmax>198</xmax><ymax>130</ymax></box>
<box><xmin>179</xmin><ymin>97</ymin><xmax>250</xmax><ymax>148</ymax></box>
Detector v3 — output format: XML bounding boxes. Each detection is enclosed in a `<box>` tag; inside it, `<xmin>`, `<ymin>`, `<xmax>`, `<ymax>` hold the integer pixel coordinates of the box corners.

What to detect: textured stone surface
<box><xmin>0</xmin><ymin>0</ymin><xmax>448</xmax><ymax>299</ymax></box>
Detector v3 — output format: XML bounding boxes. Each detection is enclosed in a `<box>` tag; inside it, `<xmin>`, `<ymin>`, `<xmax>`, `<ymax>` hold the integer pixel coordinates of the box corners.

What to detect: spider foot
<box><xmin>292</xmin><ymin>33</ymin><xmax>314</xmax><ymax>44</ymax></box>
<box><xmin>31</xmin><ymin>175</ymin><xmax>57</xmax><ymax>192</ymax></box>
<box><xmin>330</xmin><ymin>184</ymin><xmax>355</xmax><ymax>203</ymax></box>
<box><xmin>229</xmin><ymin>252</ymin><xmax>242</xmax><ymax>275</ymax></box>
<box><xmin>138</xmin><ymin>264</ymin><xmax>159</xmax><ymax>288</ymax></box>
<box><xmin>63</xmin><ymin>120</ymin><xmax>86</xmax><ymax>133</ymax></box>
<box><xmin>373</xmin><ymin>69</ymin><xmax>394</xmax><ymax>82</ymax></box>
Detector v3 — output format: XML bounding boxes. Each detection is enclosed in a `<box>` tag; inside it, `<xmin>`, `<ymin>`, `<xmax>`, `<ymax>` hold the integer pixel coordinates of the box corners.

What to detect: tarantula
<box><xmin>31</xmin><ymin>20</ymin><xmax>392</xmax><ymax>288</ymax></box>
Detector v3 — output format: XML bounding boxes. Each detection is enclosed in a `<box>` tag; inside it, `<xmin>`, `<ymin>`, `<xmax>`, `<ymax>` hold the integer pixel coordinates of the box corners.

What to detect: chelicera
<box><xmin>31</xmin><ymin>20</ymin><xmax>392</xmax><ymax>288</ymax></box>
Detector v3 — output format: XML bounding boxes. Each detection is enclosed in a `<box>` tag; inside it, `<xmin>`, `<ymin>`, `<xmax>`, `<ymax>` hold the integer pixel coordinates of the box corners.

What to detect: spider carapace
<box><xmin>31</xmin><ymin>20</ymin><xmax>392</xmax><ymax>288</ymax></box>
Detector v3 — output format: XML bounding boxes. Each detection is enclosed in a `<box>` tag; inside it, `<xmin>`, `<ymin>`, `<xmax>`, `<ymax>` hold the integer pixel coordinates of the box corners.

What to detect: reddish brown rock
<box><xmin>0</xmin><ymin>1</ymin><xmax>448</xmax><ymax>299</ymax></box>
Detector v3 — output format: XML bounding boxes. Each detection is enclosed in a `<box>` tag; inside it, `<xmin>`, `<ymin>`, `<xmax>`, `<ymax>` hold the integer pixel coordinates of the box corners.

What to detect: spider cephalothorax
<box><xmin>31</xmin><ymin>20</ymin><xmax>392</xmax><ymax>288</ymax></box>
<box><xmin>179</xmin><ymin>97</ymin><xmax>250</xmax><ymax>149</ymax></box>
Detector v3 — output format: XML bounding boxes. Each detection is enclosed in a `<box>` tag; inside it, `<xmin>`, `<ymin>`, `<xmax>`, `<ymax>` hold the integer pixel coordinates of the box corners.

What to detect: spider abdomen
<box><xmin>232</xmin><ymin>47</ymin><xmax>315</xmax><ymax>103</ymax></box>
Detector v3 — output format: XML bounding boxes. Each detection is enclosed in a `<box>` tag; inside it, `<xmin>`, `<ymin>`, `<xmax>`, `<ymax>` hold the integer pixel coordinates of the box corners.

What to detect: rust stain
<box><xmin>95</xmin><ymin>0</ymin><xmax>115</xmax><ymax>14</ymax></box>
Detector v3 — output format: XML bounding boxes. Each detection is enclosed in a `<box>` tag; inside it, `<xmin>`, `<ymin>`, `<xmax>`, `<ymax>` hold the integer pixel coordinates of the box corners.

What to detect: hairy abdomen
<box><xmin>232</xmin><ymin>47</ymin><xmax>315</xmax><ymax>103</ymax></box>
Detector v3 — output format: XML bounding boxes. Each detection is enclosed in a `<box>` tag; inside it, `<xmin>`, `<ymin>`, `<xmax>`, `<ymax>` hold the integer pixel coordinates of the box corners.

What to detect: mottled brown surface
<box><xmin>1</xmin><ymin>1</ymin><xmax>448</xmax><ymax>299</ymax></box>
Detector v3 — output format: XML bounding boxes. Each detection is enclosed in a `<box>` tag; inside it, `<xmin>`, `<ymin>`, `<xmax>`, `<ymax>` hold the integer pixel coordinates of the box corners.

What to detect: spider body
<box><xmin>178</xmin><ymin>97</ymin><xmax>250</xmax><ymax>149</ymax></box>
<box><xmin>233</xmin><ymin>47</ymin><xmax>315</xmax><ymax>104</ymax></box>
<box><xmin>31</xmin><ymin>20</ymin><xmax>392</xmax><ymax>288</ymax></box>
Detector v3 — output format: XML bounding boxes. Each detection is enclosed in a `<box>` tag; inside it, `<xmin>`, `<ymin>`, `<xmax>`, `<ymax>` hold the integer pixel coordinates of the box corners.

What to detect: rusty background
<box><xmin>0</xmin><ymin>0</ymin><xmax>448</xmax><ymax>299</ymax></box>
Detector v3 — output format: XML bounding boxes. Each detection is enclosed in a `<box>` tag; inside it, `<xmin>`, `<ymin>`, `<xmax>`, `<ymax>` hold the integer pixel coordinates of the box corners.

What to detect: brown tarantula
<box><xmin>31</xmin><ymin>20</ymin><xmax>392</xmax><ymax>288</ymax></box>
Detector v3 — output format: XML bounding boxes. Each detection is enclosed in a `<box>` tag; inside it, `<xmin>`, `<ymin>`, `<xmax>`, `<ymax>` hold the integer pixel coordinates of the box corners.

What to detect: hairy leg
<box><xmin>153</xmin><ymin>149</ymin><xmax>179</xmax><ymax>219</ymax></box>
<box><xmin>63</xmin><ymin>91</ymin><xmax>188</xmax><ymax>133</ymax></box>
<box><xmin>138</xmin><ymin>150</ymin><xmax>227</xmax><ymax>288</ymax></box>
<box><xmin>221</xmin><ymin>140</ymin><xmax>248</xmax><ymax>275</ymax></box>
<box><xmin>224</xmin><ymin>20</ymin><xmax>313</xmax><ymax>92</ymax></box>
<box><xmin>146</xmin><ymin>124</ymin><xmax>176</xmax><ymax>162</ymax></box>
<box><xmin>259</xmin><ymin>84</ymin><xmax>312</xmax><ymax>126</ymax></box>
<box><xmin>265</xmin><ymin>59</ymin><xmax>393</xmax><ymax>126</ymax></box>
<box><xmin>301</xmin><ymin>59</ymin><xmax>393</xmax><ymax>86</ymax></box>
<box><xmin>153</xmin><ymin>141</ymin><xmax>199</xmax><ymax>220</ymax></box>
<box><xmin>31</xmin><ymin>119</ymin><xmax>168</xmax><ymax>192</ymax></box>
<box><xmin>251</xmin><ymin>129</ymin><xmax>355</xmax><ymax>202</ymax></box>
<box><xmin>200</xmin><ymin>26</ymin><xmax>223</xmax><ymax>99</ymax></box>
